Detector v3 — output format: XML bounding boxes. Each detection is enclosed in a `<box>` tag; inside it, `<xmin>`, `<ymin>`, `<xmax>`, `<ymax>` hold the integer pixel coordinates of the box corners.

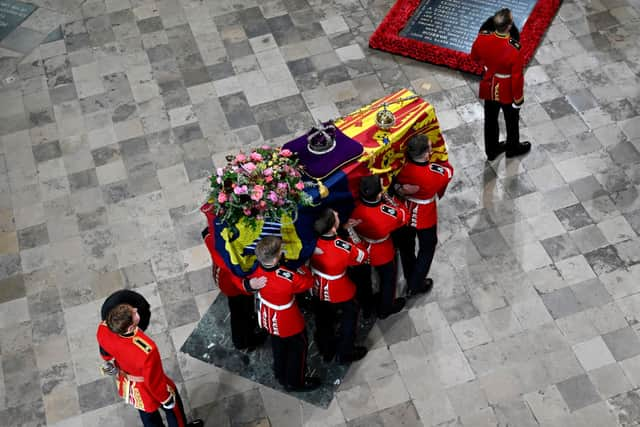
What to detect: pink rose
<box><xmin>235</xmin><ymin>153</ymin><xmax>246</xmax><ymax>163</ymax></box>
<box><xmin>216</xmin><ymin>177</ymin><xmax>222</xmax><ymax>184</ymax></box>
<box><xmin>259</xmin><ymin>200</ymin><xmax>266</xmax><ymax>208</ymax></box>
<box><xmin>263</xmin><ymin>167</ymin><xmax>273</xmax><ymax>176</ymax></box>
<box><xmin>243</xmin><ymin>162</ymin><xmax>257</xmax><ymax>172</ymax></box>
<box><xmin>217</xmin><ymin>192</ymin><xmax>227</xmax><ymax>203</ymax></box>
<box><xmin>250</xmin><ymin>152</ymin><xmax>263</xmax><ymax>162</ymax></box>
<box><xmin>261</xmin><ymin>145</ymin><xmax>270</xmax><ymax>150</ymax></box>
<box><xmin>277</xmin><ymin>182</ymin><xmax>288</xmax><ymax>190</ymax></box>
<box><xmin>243</xmin><ymin>208</ymin><xmax>251</xmax><ymax>215</ymax></box>
<box><xmin>251</xmin><ymin>186</ymin><xmax>264</xmax><ymax>201</ymax></box>
<box><xmin>265</xmin><ymin>176</ymin><xmax>273</xmax><ymax>183</ymax></box>
<box><xmin>280</xmin><ymin>149</ymin><xmax>292</xmax><ymax>157</ymax></box>
<box><xmin>295</xmin><ymin>181</ymin><xmax>305</xmax><ymax>190</ymax></box>
<box><xmin>268</xmin><ymin>191</ymin><xmax>278</xmax><ymax>202</ymax></box>
<box><xmin>234</xmin><ymin>185</ymin><xmax>248</xmax><ymax>195</ymax></box>
<box><xmin>216</xmin><ymin>167</ymin><xmax>224</xmax><ymax>176</ymax></box>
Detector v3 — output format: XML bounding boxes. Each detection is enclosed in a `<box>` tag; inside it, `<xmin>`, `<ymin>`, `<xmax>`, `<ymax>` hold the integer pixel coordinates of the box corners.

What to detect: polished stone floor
<box><xmin>1</xmin><ymin>0</ymin><xmax>640</xmax><ymax>425</ymax></box>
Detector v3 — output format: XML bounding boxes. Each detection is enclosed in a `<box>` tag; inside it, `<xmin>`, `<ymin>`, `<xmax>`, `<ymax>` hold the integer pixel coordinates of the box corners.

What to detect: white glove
<box><xmin>100</xmin><ymin>361</ymin><xmax>118</xmax><ymax>376</ymax></box>
<box><xmin>162</xmin><ymin>395</ymin><xmax>176</xmax><ymax>410</ymax></box>
<box><xmin>512</xmin><ymin>102</ymin><xmax>522</xmax><ymax>109</ymax></box>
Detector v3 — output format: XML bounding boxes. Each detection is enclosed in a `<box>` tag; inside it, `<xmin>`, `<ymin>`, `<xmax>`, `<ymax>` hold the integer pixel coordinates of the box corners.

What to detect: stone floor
<box><xmin>1</xmin><ymin>0</ymin><xmax>640</xmax><ymax>425</ymax></box>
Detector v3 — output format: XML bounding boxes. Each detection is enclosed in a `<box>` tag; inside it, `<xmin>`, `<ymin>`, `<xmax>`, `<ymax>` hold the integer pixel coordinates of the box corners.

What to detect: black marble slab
<box><xmin>0</xmin><ymin>0</ymin><xmax>36</xmax><ymax>41</ymax></box>
<box><xmin>399</xmin><ymin>0</ymin><xmax>536</xmax><ymax>53</ymax></box>
<box><xmin>181</xmin><ymin>294</ymin><xmax>377</xmax><ymax>408</ymax></box>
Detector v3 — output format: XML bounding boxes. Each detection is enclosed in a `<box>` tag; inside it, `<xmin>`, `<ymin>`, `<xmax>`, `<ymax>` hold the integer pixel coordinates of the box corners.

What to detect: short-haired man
<box><xmin>310</xmin><ymin>208</ymin><xmax>368</xmax><ymax>364</ymax></box>
<box><xmin>471</xmin><ymin>8</ymin><xmax>531</xmax><ymax>161</ymax></box>
<box><xmin>393</xmin><ymin>134</ymin><xmax>454</xmax><ymax>297</ymax></box>
<box><xmin>101</xmin><ymin>289</ymin><xmax>151</xmax><ymax>331</ymax></box>
<box><xmin>96</xmin><ymin>304</ymin><xmax>203</xmax><ymax>427</ymax></box>
<box><xmin>348</xmin><ymin>175</ymin><xmax>408</xmax><ymax>319</ymax></box>
<box><xmin>202</xmin><ymin>226</ymin><xmax>266</xmax><ymax>351</ymax></box>
<box><xmin>251</xmin><ymin>236</ymin><xmax>320</xmax><ymax>391</ymax></box>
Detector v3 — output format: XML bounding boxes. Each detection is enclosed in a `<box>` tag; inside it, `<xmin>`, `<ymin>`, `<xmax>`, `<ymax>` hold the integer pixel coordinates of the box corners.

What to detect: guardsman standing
<box><xmin>97</xmin><ymin>304</ymin><xmax>203</xmax><ymax>427</ymax></box>
<box><xmin>393</xmin><ymin>134</ymin><xmax>454</xmax><ymax>297</ymax></box>
<box><xmin>202</xmin><ymin>226</ymin><xmax>266</xmax><ymax>351</ymax></box>
<box><xmin>471</xmin><ymin>8</ymin><xmax>531</xmax><ymax>161</ymax></box>
<box><xmin>310</xmin><ymin>208</ymin><xmax>368</xmax><ymax>364</ymax></box>
<box><xmin>348</xmin><ymin>175</ymin><xmax>409</xmax><ymax>319</ymax></box>
<box><xmin>249</xmin><ymin>236</ymin><xmax>321</xmax><ymax>392</ymax></box>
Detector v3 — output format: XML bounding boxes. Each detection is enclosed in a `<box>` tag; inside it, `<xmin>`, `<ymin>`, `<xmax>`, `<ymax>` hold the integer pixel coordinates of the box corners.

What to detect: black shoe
<box><xmin>408</xmin><ymin>278</ymin><xmax>434</xmax><ymax>298</ymax></box>
<box><xmin>361</xmin><ymin>304</ymin><xmax>374</xmax><ymax>319</ymax></box>
<box><xmin>285</xmin><ymin>376</ymin><xmax>321</xmax><ymax>392</ymax></box>
<box><xmin>337</xmin><ymin>346</ymin><xmax>368</xmax><ymax>364</ymax></box>
<box><xmin>378</xmin><ymin>297</ymin><xmax>406</xmax><ymax>319</ymax></box>
<box><xmin>486</xmin><ymin>142</ymin><xmax>507</xmax><ymax>161</ymax></box>
<box><xmin>505</xmin><ymin>141</ymin><xmax>531</xmax><ymax>158</ymax></box>
<box><xmin>187</xmin><ymin>420</ymin><xmax>204</xmax><ymax>427</ymax></box>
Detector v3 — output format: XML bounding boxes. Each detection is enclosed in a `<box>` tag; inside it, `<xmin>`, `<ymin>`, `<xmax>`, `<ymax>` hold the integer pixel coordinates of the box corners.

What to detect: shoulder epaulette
<box><xmin>335</xmin><ymin>239</ymin><xmax>352</xmax><ymax>252</ymax></box>
<box><xmin>509</xmin><ymin>38</ymin><xmax>521</xmax><ymax>50</ymax></box>
<box><xmin>276</xmin><ymin>268</ymin><xmax>294</xmax><ymax>281</ymax></box>
<box><xmin>133</xmin><ymin>336</ymin><xmax>152</xmax><ymax>354</ymax></box>
<box><xmin>381</xmin><ymin>205</ymin><xmax>398</xmax><ymax>217</ymax></box>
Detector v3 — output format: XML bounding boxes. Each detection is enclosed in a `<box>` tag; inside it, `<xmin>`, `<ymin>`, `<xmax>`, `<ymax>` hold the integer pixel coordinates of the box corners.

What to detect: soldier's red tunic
<box><xmin>350</xmin><ymin>197</ymin><xmax>408</xmax><ymax>266</ymax></box>
<box><xmin>470</xmin><ymin>31</ymin><xmax>524</xmax><ymax>105</ymax></box>
<box><xmin>251</xmin><ymin>264</ymin><xmax>313</xmax><ymax>338</ymax></box>
<box><xmin>96</xmin><ymin>324</ymin><xmax>175</xmax><ymax>412</ymax></box>
<box><xmin>203</xmin><ymin>232</ymin><xmax>249</xmax><ymax>297</ymax></box>
<box><xmin>395</xmin><ymin>159</ymin><xmax>454</xmax><ymax>229</ymax></box>
<box><xmin>310</xmin><ymin>235</ymin><xmax>366</xmax><ymax>303</ymax></box>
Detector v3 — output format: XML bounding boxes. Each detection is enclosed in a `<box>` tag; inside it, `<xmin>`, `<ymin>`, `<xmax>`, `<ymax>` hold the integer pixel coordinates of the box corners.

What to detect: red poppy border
<box><xmin>369</xmin><ymin>0</ymin><xmax>562</xmax><ymax>75</ymax></box>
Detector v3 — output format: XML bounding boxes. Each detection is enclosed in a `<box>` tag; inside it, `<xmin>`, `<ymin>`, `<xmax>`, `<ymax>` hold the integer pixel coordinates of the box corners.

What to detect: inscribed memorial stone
<box><xmin>0</xmin><ymin>0</ymin><xmax>36</xmax><ymax>41</ymax></box>
<box><xmin>400</xmin><ymin>0</ymin><xmax>537</xmax><ymax>53</ymax></box>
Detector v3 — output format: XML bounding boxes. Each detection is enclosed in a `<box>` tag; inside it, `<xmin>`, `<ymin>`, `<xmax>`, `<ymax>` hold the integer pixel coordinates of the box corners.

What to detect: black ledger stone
<box><xmin>399</xmin><ymin>0</ymin><xmax>536</xmax><ymax>53</ymax></box>
<box><xmin>181</xmin><ymin>294</ymin><xmax>377</xmax><ymax>408</ymax></box>
<box><xmin>0</xmin><ymin>0</ymin><xmax>37</xmax><ymax>40</ymax></box>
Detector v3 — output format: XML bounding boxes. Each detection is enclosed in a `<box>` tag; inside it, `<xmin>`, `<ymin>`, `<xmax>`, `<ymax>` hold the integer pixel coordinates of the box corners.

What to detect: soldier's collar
<box><xmin>320</xmin><ymin>233</ymin><xmax>337</xmax><ymax>240</ymax></box>
<box><xmin>409</xmin><ymin>158</ymin><xmax>429</xmax><ymax>166</ymax></box>
<box><xmin>494</xmin><ymin>31</ymin><xmax>509</xmax><ymax>38</ymax></box>
<box><xmin>261</xmin><ymin>262</ymin><xmax>279</xmax><ymax>271</ymax></box>
<box><xmin>361</xmin><ymin>198</ymin><xmax>382</xmax><ymax>207</ymax></box>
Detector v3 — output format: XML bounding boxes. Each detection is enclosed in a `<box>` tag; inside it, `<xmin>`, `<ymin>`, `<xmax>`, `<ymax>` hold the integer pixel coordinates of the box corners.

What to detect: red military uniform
<box><xmin>395</xmin><ymin>159</ymin><xmax>454</xmax><ymax>229</ymax></box>
<box><xmin>252</xmin><ymin>264</ymin><xmax>313</xmax><ymax>338</ymax></box>
<box><xmin>203</xmin><ymin>231</ymin><xmax>248</xmax><ymax>297</ymax></box>
<box><xmin>350</xmin><ymin>196</ymin><xmax>409</xmax><ymax>266</ymax></box>
<box><xmin>310</xmin><ymin>236</ymin><xmax>366</xmax><ymax>303</ymax></box>
<box><xmin>470</xmin><ymin>30</ymin><xmax>524</xmax><ymax>105</ymax></box>
<box><xmin>96</xmin><ymin>324</ymin><xmax>175</xmax><ymax>412</ymax></box>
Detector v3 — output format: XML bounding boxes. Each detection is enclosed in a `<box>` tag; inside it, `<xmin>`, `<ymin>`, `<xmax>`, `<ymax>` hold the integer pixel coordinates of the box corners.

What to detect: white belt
<box><xmin>406</xmin><ymin>195</ymin><xmax>436</xmax><ymax>205</ymax></box>
<box><xmin>258</xmin><ymin>295</ymin><xmax>294</xmax><ymax>311</ymax></box>
<box><xmin>361</xmin><ymin>234</ymin><xmax>389</xmax><ymax>244</ymax></box>
<box><xmin>124</xmin><ymin>373</ymin><xmax>145</xmax><ymax>382</ymax></box>
<box><xmin>494</xmin><ymin>73</ymin><xmax>511</xmax><ymax>78</ymax></box>
<box><xmin>311</xmin><ymin>268</ymin><xmax>345</xmax><ymax>280</ymax></box>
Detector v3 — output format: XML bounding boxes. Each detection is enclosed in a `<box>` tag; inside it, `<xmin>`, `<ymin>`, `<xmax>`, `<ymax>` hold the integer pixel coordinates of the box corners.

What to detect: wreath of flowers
<box><xmin>208</xmin><ymin>146</ymin><xmax>313</xmax><ymax>229</ymax></box>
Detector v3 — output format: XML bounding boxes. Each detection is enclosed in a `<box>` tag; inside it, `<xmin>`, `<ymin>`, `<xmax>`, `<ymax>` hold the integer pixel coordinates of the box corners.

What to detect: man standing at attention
<box><xmin>97</xmin><ymin>304</ymin><xmax>203</xmax><ymax>427</ymax></box>
<box><xmin>471</xmin><ymin>8</ymin><xmax>531</xmax><ymax>161</ymax></box>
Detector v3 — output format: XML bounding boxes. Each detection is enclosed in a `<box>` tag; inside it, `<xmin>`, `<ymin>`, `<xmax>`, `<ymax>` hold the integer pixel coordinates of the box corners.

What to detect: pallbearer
<box><xmin>310</xmin><ymin>208</ymin><xmax>368</xmax><ymax>364</ymax></box>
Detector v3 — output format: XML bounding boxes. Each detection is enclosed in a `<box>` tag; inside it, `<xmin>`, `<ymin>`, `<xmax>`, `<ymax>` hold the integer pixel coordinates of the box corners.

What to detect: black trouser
<box><xmin>271</xmin><ymin>330</ymin><xmax>308</xmax><ymax>388</ymax></box>
<box><xmin>393</xmin><ymin>225</ymin><xmax>438</xmax><ymax>292</ymax></box>
<box><xmin>349</xmin><ymin>261</ymin><xmax>397</xmax><ymax>315</ymax></box>
<box><xmin>313</xmin><ymin>299</ymin><xmax>359</xmax><ymax>360</ymax></box>
<box><xmin>484</xmin><ymin>100</ymin><xmax>520</xmax><ymax>156</ymax></box>
<box><xmin>227</xmin><ymin>294</ymin><xmax>257</xmax><ymax>349</ymax></box>
<box><xmin>138</xmin><ymin>390</ymin><xmax>187</xmax><ymax>427</ymax></box>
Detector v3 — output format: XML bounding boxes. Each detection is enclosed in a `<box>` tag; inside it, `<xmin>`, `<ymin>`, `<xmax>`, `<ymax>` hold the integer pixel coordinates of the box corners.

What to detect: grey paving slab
<box><xmin>0</xmin><ymin>0</ymin><xmax>639</xmax><ymax>425</ymax></box>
